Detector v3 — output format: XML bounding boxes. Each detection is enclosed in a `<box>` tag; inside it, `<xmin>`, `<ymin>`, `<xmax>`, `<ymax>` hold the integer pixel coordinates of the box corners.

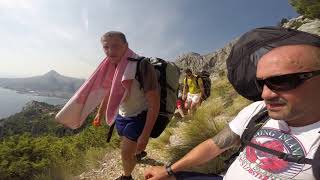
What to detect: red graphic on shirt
<box><xmin>246</xmin><ymin>139</ymin><xmax>289</xmax><ymax>173</ymax></box>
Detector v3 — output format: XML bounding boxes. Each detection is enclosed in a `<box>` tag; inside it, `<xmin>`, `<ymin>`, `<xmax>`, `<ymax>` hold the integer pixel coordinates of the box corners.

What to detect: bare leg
<box><xmin>185</xmin><ymin>100</ymin><xmax>192</xmax><ymax>115</ymax></box>
<box><xmin>177</xmin><ymin>107</ymin><xmax>185</xmax><ymax>118</ymax></box>
<box><xmin>190</xmin><ymin>101</ymin><xmax>200</xmax><ymax>115</ymax></box>
<box><xmin>121</xmin><ymin>136</ymin><xmax>138</xmax><ymax>176</ymax></box>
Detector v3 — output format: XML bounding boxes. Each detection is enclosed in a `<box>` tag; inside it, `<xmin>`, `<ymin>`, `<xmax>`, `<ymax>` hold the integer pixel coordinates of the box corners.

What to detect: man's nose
<box><xmin>261</xmin><ymin>85</ymin><xmax>278</xmax><ymax>100</ymax></box>
<box><xmin>104</xmin><ymin>48</ymin><xmax>114</xmax><ymax>56</ymax></box>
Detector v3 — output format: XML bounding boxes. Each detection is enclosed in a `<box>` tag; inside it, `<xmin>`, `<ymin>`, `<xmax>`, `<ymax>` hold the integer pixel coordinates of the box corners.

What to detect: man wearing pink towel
<box><xmin>95</xmin><ymin>31</ymin><xmax>160</xmax><ymax>180</ymax></box>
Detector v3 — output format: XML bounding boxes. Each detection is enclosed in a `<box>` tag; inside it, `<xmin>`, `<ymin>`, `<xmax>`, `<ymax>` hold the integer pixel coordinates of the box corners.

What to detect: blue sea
<box><xmin>0</xmin><ymin>87</ymin><xmax>67</xmax><ymax>119</ymax></box>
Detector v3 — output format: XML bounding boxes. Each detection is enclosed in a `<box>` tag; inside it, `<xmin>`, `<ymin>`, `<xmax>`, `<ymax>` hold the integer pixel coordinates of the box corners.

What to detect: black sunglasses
<box><xmin>256</xmin><ymin>70</ymin><xmax>320</xmax><ymax>91</ymax></box>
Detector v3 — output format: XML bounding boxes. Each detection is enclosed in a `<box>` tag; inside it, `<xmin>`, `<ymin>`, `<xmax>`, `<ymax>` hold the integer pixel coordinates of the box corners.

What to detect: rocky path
<box><xmin>77</xmin><ymin>145</ymin><xmax>168</xmax><ymax>180</ymax></box>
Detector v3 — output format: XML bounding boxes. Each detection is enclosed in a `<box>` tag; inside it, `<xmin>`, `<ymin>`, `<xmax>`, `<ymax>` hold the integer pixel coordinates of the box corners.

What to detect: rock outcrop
<box><xmin>175</xmin><ymin>39</ymin><xmax>237</xmax><ymax>81</ymax></box>
<box><xmin>283</xmin><ymin>16</ymin><xmax>320</xmax><ymax>36</ymax></box>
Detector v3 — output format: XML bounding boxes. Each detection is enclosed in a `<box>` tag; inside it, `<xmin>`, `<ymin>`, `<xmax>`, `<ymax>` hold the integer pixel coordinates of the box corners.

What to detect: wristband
<box><xmin>165</xmin><ymin>164</ymin><xmax>174</xmax><ymax>176</ymax></box>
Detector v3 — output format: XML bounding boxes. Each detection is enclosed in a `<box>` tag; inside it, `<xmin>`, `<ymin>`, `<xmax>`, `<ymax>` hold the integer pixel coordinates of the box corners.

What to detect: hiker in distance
<box><xmin>144</xmin><ymin>27</ymin><xmax>320</xmax><ymax>180</ymax></box>
<box><xmin>182</xmin><ymin>68</ymin><xmax>205</xmax><ymax>115</ymax></box>
<box><xmin>93</xmin><ymin>31</ymin><xmax>160</xmax><ymax>180</ymax></box>
<box><xmin>173</xmin><ymin>84</ymin><xmax>186</xmax><ymax>118</ymax></box>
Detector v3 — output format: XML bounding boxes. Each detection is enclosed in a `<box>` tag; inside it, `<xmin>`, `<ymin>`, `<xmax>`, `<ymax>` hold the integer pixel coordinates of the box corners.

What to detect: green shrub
<box><xmin>289</xmin><ymin>0</ymin><xmax>320</xmax><ymax>19</ymax></box>
<box><xmin>0</xmin><ymin>124</ymin><xmax>119</xmax><ymax>180</ymax></box>
<box><xmin>290</xmin><ymin>20</ymin><xmax>304</xmax><ymax>29</ymax></box>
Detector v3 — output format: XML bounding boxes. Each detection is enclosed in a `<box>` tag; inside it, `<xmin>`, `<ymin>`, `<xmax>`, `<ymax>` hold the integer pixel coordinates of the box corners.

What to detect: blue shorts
<box><xmin>174</xmin><ymin>172</ymin><xmax>223</xmax><ymax>180</ymax></box>
<box><xmin>115</xmin><ymin>111</ymin><xmax>147</xmax><ymax>142</ymax></box>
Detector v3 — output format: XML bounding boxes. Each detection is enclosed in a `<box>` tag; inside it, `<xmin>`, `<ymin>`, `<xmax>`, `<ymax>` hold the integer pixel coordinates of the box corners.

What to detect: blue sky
<box><xmin>0</xmin><ymin>0</ymin><xmax>298</xmax><ymax>78</ymax></box>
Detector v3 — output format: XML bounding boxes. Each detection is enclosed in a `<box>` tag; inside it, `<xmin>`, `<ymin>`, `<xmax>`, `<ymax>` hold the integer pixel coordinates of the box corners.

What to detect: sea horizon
<box><xmin>0</xmin><ymin>87</ymin><xmax>67</xmax><ymax>119</ymax></box>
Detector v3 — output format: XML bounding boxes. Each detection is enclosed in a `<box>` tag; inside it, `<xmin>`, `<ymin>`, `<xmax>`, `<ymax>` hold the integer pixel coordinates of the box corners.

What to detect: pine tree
<box><xmin>289</xmin><ymin>0</ymin><xmax>320</xmax><ymax>19</ymax></box>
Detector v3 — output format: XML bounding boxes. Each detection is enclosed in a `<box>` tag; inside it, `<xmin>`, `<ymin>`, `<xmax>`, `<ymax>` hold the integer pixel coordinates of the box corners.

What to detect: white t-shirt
<box><xmin>119</xmin><ymin>79</ymin><xmax>148</xmax><ymax>117</ymax></box>
<box><xmin>118</xmin><ymin>59</ymin><xmax>159</xmax><ymax>117</ymax></box>
<box><xmin>224</xmin><ymin>101</ymin><xmax>320</xmax><ymax>180</ymax></box>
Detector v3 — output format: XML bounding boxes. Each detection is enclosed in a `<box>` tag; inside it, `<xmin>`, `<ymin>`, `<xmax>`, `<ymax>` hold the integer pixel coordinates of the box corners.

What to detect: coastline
<box><xmin>0</xmin><ymin>86</ymin><xmax>71</xmax><ymax>99</ymax></box>
<box><xmin>0</xmin><ymin>87</ymin><xmax>68</xmax><ymax>119</ymax></box>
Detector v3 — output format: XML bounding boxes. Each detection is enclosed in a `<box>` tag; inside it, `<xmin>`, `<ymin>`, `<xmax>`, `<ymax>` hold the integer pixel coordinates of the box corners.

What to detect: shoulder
<box><xmin>138</xmin><ymin>58</ymin><xmax>155</xmax><ymax>73</ymax></box>
<box><xmin>183</xmin><ymin>76</ymin><xmax>189</xmax><ymax>83</ymax></box>
<box><xmin>229</xmin><ymin>101</ymin><xmax>266</xmax><ymax>137</ymax></box>
<box><xmin>139</xmin><ymin>57</ymin><xmax>151</xmax><ymax>65</ymax></box>
<box><xmin>137</xmin><ymin>58</ymin><xmax>159</xmax><ymax>92</ymax></box>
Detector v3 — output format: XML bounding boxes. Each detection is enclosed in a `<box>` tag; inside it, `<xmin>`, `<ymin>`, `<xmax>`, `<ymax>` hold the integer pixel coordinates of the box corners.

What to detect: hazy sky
<box><xmin>0</xmin><ymin>0</ymin><xmax>297</xmax><ymax>78</ymax></box>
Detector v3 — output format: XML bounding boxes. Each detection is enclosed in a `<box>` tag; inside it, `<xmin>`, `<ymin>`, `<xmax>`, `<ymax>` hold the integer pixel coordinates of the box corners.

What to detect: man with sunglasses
<box><xmin>144</xmin><ymin>29</ymin><xmax>320</xmax><ymax>179</ymax></box>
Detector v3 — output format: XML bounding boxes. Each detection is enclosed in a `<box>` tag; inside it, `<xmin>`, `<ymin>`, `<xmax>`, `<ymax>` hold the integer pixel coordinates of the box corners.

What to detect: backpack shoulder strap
<box><xmin>184</xmin><ymin>77</ymin><xmax>188</xmax><ymax>88</ymax></box>
<box><xmin>127</xmin><ymin>57</ymin><xmax>147</xmax><ymax>88</ymax></box>
<box><xmin>245</xmin><ymin>140</ymin><xmax>313</xmax><ymax>164</ymax></box>
<box><xmin>240</xmin><ymin>107</ymin><xmax>315</xmax><ymax>165</ymax></box>
<box><xmin>313</xmin><ymin>142</ymin><xmax>320</xmax><ymax>179</ymax></box>
<box><xmin>196</xmin><ymin>75</ymin><xmax>200</xmax><ymax>87</ymax></box>
<box><xmin>224</xmin><ymin>107</ymin><xmax>268</xmax><ymax>165</ymax></box>
<box><xmin>240</xmin><ymin>107</ymin><xmax>269</xmax><ymax>149</ymax></box>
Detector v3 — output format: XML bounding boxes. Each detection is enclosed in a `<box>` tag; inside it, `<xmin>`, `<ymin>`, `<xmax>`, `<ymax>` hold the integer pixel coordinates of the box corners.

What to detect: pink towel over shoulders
<box><xmin>55</xmin><ymin>48</ymin><xmax>138</xmax><ymax>129</ymax></box>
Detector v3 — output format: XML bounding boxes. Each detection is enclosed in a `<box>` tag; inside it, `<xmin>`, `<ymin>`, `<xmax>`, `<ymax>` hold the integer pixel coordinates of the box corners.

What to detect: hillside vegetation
<box><xmin>149</xmin><ymin>75</ymin><xmax>250</xmax><ymax>174</ymax></box>
<box><xmin>0</xmin><ymin>104</ymin><xmax>119</xmax><ymax>180</ymax></box>
<box><xmin>289</xmin><ymin>0</ymin><xmax>320</xmax><ymax>19</ymax></box>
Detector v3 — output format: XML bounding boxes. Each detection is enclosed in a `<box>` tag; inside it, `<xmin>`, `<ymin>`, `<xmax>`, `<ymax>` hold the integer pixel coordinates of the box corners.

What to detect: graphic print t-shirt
<box><xmin>224</xmin><ymin>101</ymin><xmax>320</xmax><ymax>180</ymax></box>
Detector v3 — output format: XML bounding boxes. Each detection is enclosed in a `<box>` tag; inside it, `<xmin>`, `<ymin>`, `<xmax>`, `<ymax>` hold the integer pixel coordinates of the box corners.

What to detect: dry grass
<box><xmin>150</xmin><ymin>76</ymin><xmax>251</xmax><ymax>174</ymax></box>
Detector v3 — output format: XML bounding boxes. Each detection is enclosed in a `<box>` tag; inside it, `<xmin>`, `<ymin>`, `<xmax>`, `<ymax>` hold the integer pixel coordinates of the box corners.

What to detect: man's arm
<box><xmin>182</xmin><ymin>77</ymin><xmax>188</xmax><ymax>101</ymax></box>
<box><xmin>197</xmin><ymin>78</ymin><xmax>206</xmax><ymax>99</ymax></box>
<box><xmin>212</xmin><ymin>125</ymin><xmax>241</xmax><ymax>150</ymax></box>
<box><xmin>136</xmin><ymin>59</ymin><xmax>160</xmax><ymax>152</ymax></box>
<box><xmin>136</xmin><ymin>89</ymin><xmax>160</xmax><ymax>152</ymax></box>
<box><xmin>93</xmin><ymin>89</ymin><xmax>111</xmax><ymax>124</ymax></box>
<box><xmin>171</xmin><ymin>125</ymin><xmax>240</xmax><ymax>172</ymax></box>
<box><xmin>97</xmin><ymin>95</ymin><xmax>108</xmax><ymax>118</ymax></box>
<box><xmin>144</xmin><ymin>125</ymin><xmax>240</xmax><ymax>180</ymax></box>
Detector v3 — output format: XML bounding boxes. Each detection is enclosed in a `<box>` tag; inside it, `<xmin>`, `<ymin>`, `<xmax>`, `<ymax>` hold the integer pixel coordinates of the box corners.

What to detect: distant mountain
<box><xmin>0</xmin><ymin>70</ymin><xmax>85</xmax><ymax>98</ymax></box>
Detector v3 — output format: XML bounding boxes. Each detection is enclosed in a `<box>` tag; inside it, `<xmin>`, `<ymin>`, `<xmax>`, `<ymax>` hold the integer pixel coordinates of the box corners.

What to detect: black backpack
<box><xmin>106</xmin><ymin>57</ymin><xmax>180</xmax><ymax>141</ymax></box>
<box><xmin>128</xmin><ymin>57</ymin><xmax>180</xmax><ymax>138</ymax></box>
<box><xmin>196</xmin><ymin>71</ymin><xmax>211</xmax><ymax>100</ymax></box>
<box><xmin>226</xmin><ymin>26</ymin><xmax>320</xmax><ymax>179</ymax></box>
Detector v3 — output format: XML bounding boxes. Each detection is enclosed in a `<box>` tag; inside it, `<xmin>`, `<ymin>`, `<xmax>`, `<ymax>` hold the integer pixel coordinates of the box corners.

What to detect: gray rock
<box><xmin>174</xmin><ymin>39</ymin><xmax>237</xmax><ymax>81</ymax></box>
<box><xmin>298</xmin><ymin>19</ymin><xmax>320</xmax><ymax>36</ymax></box>
<box><xmin>283</xmin><ymin>16</ymin><xmax>320</xmax><ymax>36</ymax></box>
